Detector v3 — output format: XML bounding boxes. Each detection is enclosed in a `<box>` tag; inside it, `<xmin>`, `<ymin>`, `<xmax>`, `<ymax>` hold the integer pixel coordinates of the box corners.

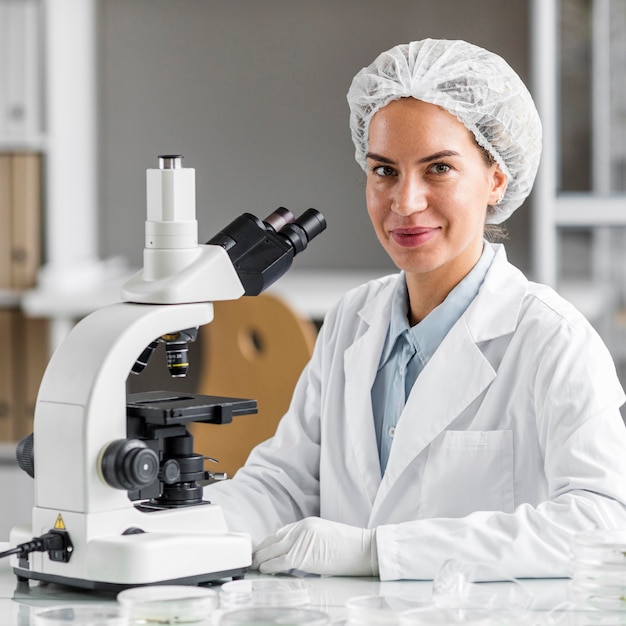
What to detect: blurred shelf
<box><xmin>0</xmin><ymin>137</ymin><xmax>46</xmax><ymax>152</ymax></box>
<box><xmin>0</xmin><ymin>290</ymin><xmax>22</xmax><ymax>308</ymax></box>
<box><xmin>556</xmin><ymin>195</ymin><xmax>626</xmax><ymax>227</ymax></box>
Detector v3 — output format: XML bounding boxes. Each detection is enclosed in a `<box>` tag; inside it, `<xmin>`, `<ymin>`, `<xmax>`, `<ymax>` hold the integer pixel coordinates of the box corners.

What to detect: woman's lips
<box><xmin>390</xmin><ymin>227</ymin><xmax>440</xmax><ymax>248</ymax></box>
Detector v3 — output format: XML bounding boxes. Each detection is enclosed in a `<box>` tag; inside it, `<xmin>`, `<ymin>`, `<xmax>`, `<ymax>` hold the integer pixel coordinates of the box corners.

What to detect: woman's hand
<box><xmin>252</xmin><ymin>517</ymin><xmax>378</xmax><ymax>577</ymax></box>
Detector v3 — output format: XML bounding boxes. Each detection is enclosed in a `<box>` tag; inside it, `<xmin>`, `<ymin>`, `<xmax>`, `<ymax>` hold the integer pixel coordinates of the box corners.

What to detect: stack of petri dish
<box><xmin>32</xmin><ymin>604</ymin><xmax>129</xmax><ymax>626</ymax></box>
<box><xmin>345</xmin><ymin>594</ymin><xmax>434</xmax><ymax>626</ymax></box>
<box><xmin>220</xmin><ymin>607</ymin><xmax>330</xmax><ymax>626</ymax></box>
<box><xmin>219</xmin><ymin>579</ymin><xmax>313</xmax><ymax>610</ymax></box>
<box><xmin>569</xmin><ymin>529</ymin><xmax>626</xmax><ymax>610</ymax></box>
<box><xmin>218</xmin><ymin>579</ymin><xmax>329</xmax><ymax>626</ymax></box>
<box><xmin>117</xmin><ymin>585</ymin><xmax>219</xmax><ymax>623</ymax></box>
<box><xmin>399</xmin><ymin>608</ymin><xmax>498</xmax><ymax>626</ymax></box>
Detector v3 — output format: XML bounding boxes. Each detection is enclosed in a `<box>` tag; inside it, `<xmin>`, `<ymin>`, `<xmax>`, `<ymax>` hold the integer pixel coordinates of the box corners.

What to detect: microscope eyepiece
<box><xmin>277</xmin><ymin>208</ymin><xmax>327</xmax><ymax>254</ymax></box>
<box><xmin>262</xmin><ymin>207</ymin><xmax>295</xmax><ymax>232</ymax></box>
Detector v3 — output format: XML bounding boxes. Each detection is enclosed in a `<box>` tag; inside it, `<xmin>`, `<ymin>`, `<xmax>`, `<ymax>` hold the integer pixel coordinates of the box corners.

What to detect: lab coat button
<box><xmin>388</xmin><ymin>426</ymin><xmax>396</xmax><ymax>438</ymax></box>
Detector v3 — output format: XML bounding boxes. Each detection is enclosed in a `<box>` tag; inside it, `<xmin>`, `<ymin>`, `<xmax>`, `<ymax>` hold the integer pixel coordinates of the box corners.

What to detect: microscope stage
<box><xmin>127</xmin><ymin>391</ymin><xmax>258</xmax><ymax>425</ymax></box>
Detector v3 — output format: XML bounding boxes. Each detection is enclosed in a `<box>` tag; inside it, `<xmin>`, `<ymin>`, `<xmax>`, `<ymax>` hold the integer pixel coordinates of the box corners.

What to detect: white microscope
<box><xmin>8</xmin><ymin>155</ymin><xmax>326</xmax><ymax>591</ymax></box>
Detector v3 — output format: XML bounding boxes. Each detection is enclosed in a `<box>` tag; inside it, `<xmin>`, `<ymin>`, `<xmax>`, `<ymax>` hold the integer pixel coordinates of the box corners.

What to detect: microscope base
<box><xmin>13</xmin><ymin>566</ymin><xmax>247</xmax><ymax>592</ymax></box>
<box><xmin>11</xmin><ymin>523</ymin><xmax>252</xmax><ymax>591</ymax></box>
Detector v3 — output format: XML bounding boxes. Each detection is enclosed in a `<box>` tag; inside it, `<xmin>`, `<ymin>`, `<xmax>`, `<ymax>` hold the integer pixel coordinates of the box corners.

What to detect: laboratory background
<box><xmin>0</xmin><ymin>0</ymin><xmax>625</xmax><ymax>547</ymax></box>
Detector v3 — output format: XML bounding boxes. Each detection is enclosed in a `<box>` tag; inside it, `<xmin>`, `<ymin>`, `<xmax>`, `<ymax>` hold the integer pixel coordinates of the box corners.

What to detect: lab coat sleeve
<box><xmin>376</xmin><ymin>308</ymin><xmax>626</xmax><ymax>581</ymax></box>
<box><xmin>202</xmin><ymin>341</ymin><xmax>324</xmax><ymax>546</ymax></box>
<box><xmin>376</xmin><ymin>423</ymin><xmax>626</xmax><ymax>581</ymax></box>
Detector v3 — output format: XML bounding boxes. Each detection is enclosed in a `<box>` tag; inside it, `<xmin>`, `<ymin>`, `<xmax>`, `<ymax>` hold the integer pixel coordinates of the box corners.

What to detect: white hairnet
<box><xmin>346</xmin><ymin>39</ymin><xmax>542</xmax><ymax>223</ymax></box>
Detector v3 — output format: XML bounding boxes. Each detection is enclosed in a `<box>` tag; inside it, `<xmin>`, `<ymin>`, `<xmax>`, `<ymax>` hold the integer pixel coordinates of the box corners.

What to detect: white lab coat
<box><xmin>204</xmin><ymin>244</ymin><xmax>626</xmax><ymax>580</ymax></box>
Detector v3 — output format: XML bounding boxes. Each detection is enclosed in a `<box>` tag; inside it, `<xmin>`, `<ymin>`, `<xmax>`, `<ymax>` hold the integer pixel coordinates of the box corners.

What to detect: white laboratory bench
<box><xmin>0</xmin><ymin>542</ymin><xmax>582</xmax><ymax>625</ymax></box>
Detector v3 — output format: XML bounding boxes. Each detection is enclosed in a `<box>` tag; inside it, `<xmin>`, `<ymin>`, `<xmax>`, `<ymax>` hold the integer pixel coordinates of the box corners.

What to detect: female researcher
<box><xmin>204</xmin><ymin>39</ymin><xmax>626</xmax><ymax>580</ymax></box>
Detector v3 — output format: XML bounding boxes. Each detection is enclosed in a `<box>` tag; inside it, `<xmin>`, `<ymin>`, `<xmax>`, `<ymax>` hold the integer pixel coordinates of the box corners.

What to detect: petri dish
<box><xmin>547</xmin><ymin>611</ymin><xmax>626</xmax><ymax>625</ymax></box>
<box><xmin>117</xmin><ymin>585</ymin><xmax>219</xmax><ymax>623</ymax></box>
<box><xmin>571</xmin><ymin>530</ymin><xmax>626</xmax><ymax>566</ymax></box>
<box><xmin>399</xmin><ymin>607</ymin><xmax>496</xmax><ymax>626</ymax></box>
<box><xmin>32</xmin><ymin>605</ymin><xmax>128</xmax><ymax>625</ymax></box>
<box><xmin>550</xmin><ymin>610</ymin><xmax>626</xmax><ymax>626</ymax></box>
<box><xmin>567</xmin><ymin>578</ymin><xmax>626</xmax><ymax>611</ymax></box>
<box><xmin>346</xmin><ymin>595</ymin><xmax>434</xmax><ymax>625</ymax></box>
<box><xmin>432</xmin><ymin>559</ymin><xmax>533</xmax><ymax>613</ymax></box>
<box><xmin>570</xmin><ymin>562</ymin><xmax>626</xmax><ymax>586</ymax></box>
<box><xmin>220</xmin><ymin>579</ymin><xmax>312</xmax><ymax>609</ymax></box>
<box><xmin>220</xmin><ymin>607</ymin><xmax>330</xmax><ymax>626</ymax></box>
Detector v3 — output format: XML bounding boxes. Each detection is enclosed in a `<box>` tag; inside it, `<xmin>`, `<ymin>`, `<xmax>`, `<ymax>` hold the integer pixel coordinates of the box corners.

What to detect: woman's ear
<box><xmin>488</xmin><ymin>166</ymin><xmax>508</xmax><ymax>206</ymax></box>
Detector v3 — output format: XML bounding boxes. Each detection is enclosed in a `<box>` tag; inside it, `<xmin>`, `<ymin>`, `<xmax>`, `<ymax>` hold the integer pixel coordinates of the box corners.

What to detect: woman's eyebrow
<box><xmin>366</xmin><ymin>150</ymin><xmax>461</xmax><ymax>164</ymax></box>
<box><xmin>365</xmin><ymin>152</ymin><xmax>395</xmax><ymax>164</ymax></box>
<box><xmin>418</xmin><ymin>150</ymin><xmax>461</xmax><ymax>163</ymax></box>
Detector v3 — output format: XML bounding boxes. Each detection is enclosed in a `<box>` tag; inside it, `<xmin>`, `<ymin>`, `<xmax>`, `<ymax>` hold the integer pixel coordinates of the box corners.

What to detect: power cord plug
<box><xmin>0</xmin><ymin>530</ymin><xmax>73</xmax><ymax>563</ymax></box>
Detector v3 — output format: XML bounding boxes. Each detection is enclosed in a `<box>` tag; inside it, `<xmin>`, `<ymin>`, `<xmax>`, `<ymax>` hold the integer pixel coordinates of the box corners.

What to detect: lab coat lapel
<box><xmin>371</xmin><ymin>245</ymin><xmax>522</xmax><ymax>512</ymax></box>
<box><xmin>380</xmin><ymin>318</ymin><xmax>496</xmax><ymax>489</ymax></box>
<box><xmin>343</xmin><ymin>280</ymin><xmax>397</xmax><ymax>505</ymax></box>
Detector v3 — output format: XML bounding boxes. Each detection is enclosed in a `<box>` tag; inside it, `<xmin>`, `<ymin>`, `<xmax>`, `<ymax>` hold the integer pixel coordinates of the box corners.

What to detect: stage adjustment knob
<box><xmin>101</xmin><ymin>439</ymin><xmax>159</xmax><ymax>490</ymax></box>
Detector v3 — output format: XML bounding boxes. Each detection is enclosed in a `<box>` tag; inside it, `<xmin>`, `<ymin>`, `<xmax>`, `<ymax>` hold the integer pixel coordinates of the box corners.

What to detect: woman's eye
<box><xmin>429</xmin><ymin>163</ymin><xmax>451</xmax><ymax>174</ymax></box>
<box><xmin>372</xmin><ymin>165</ymin><xmax>396</xmax><ymax>177</ymax></box>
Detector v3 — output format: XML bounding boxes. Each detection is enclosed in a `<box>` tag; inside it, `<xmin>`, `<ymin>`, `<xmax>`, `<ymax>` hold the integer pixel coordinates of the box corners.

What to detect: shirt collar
<box><xmin>379</xmin><ymin>242</ymin><xmax>495</xmax><ymax>368</ymax></box>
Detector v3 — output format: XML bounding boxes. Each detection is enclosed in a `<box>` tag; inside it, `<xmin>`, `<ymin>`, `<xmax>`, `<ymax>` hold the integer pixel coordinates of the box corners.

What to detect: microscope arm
<box><xmin>33</xmin><ymin>301</ymin><xmax>213</xmax><ymax>515</ymax></box>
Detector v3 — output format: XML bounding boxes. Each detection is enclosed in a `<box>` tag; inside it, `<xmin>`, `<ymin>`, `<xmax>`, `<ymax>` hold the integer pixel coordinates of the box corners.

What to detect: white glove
<box><xmin>251</xmin><ymin>517</ymin><xmax>379</xmax><ymax>577</ymax></box>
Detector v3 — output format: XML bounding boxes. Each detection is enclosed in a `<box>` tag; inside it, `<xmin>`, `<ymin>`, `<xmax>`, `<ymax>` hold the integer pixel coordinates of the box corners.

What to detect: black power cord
<box><xmin>0</xmin><ymin>546</ymin><xmax>23</xmax><ymax>559</ymax></box>
<box><xmin>0</xmin><ymin>530</ymin><xmax>73</xmax><ymax>563</ymax></box>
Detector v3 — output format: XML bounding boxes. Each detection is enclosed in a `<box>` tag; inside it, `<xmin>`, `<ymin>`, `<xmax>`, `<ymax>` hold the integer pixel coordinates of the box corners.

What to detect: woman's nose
<box><xmin>391</xmin><ymin>175</ymin><xmax>428</xmax><ymax>215</ymax></box>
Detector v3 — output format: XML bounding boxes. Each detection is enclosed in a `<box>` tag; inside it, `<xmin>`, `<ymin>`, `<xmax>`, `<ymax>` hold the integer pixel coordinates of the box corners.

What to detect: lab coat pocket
<box><xmin>420</xmin><ymin>430</ymin><xmax>514</xmax><ymax>518</ymax></box>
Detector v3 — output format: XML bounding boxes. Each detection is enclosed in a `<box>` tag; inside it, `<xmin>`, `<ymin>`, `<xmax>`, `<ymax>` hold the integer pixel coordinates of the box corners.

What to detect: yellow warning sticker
<box><xmin>54</xmin><ymin>514</ymin><xmax>65</xmax><ymax>530</ymax></box>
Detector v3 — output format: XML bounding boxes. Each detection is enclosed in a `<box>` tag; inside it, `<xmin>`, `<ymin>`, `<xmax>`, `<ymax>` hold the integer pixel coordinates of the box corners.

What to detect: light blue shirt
<box><xmin>371</xmin><ymin>243</ymin><xmax>495</xmax><ymax>475</ymax></box>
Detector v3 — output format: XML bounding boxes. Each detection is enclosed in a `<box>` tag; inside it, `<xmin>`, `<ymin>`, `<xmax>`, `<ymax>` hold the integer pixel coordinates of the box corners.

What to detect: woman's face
<box><xmin>366</xmin><ymin>98</ymin><xmax>507</xmax><ymax>287</ymax></box>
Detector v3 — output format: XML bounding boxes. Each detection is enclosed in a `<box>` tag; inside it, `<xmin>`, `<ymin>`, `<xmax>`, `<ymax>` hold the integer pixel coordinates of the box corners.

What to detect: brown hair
<box><xmin>475</xmin><ymin>139</ymin><xmax>508</xmax><ymax>242</ymax></box>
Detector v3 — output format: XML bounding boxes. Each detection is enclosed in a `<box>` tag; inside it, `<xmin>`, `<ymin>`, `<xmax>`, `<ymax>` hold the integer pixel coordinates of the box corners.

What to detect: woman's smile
<box><xmin>390</xmin><ymin>226</ymin><xmax>441</xmax><ymax>248</ymax></box>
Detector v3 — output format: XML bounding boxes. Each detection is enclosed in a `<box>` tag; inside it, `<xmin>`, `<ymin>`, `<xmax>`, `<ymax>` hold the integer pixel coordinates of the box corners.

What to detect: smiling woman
<box><xmin>204</xmin><ymin>38</ymin><xmax>626</xmax><ymax>583</ymax></box>
<box><xmin>364</xmin><ymin>98</ymin><xmax>507</xmax><ymax>322</ymax></box>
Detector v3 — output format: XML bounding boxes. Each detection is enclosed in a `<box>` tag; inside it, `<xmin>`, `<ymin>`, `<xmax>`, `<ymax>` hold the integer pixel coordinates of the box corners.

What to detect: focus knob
<box><xmin>101</xmin><ymin>439</ymin><xmax>159</xmax><ymax>490</ymax></box>
<box><xmin>159</xmin><ymin>458</ymin><xmax>181</xmax><ymax>484</ymax></box>
<box><xmin>16</xmin><ymin>433</ymin><xmax>35</xmax><ymax>478</ymax></box>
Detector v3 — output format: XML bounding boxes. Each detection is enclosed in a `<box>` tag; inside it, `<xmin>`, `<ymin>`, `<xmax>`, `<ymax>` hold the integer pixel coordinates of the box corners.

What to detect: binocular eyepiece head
<box><xmin>207</xmin><ymin>206</ymin><xmax>327</xmax><ymax>296</ymax></box>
